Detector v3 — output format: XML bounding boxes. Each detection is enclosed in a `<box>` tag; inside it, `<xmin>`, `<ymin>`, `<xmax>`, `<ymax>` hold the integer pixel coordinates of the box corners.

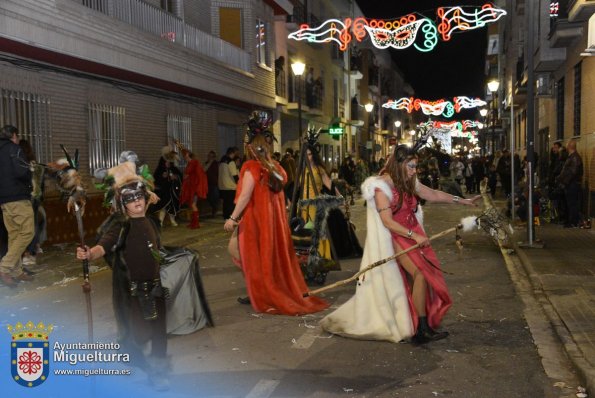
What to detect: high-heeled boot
<box><xmin>188</xmin><ymin>211</ymin><xmax>200</xmax><ymax>229</ymax></box>
<box><xmin>411</xmin><ymin>316</ymin><xmax>449</xmax><ymax>345</ymax></box>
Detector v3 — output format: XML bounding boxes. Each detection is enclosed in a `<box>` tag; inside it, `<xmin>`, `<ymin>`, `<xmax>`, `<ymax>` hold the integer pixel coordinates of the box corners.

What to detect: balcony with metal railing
<box><xmin>77</xmin><ymin>0</ymin><xmax>250</xmax><ymax>72</ymax></box>
<box><xmin>275</xmin><ymin>68</ymin><xmax>287</xmax><ymax>99</ymax></box>
<box><xmin>286</xmin><ymin>1</ymin><xmax>306</xmax><ymax>27</ymax></box>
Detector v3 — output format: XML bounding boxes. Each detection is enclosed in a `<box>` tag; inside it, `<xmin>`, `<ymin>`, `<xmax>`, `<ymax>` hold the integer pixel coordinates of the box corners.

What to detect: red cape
<box><xmin>236</xmin><ymin>160</ymin><xmax>328</xmax><ymax>315</ymax></box>
<box><xmin>180</xmin><ymin>159</ymin><xmax>208</xmax><ymax>205</ymax></box>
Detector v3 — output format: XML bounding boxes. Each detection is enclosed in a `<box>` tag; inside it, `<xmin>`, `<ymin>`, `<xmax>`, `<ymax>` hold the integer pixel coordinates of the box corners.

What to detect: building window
<box><xmin>88</xmin><ymin>104</ymin><xmax>125</xmax><ymax>175</ymax></box>
<box><xmin>556</xmin><ymin>77</ymin><xmax>564</xmax><ymax>140</ymax></box>
<box><xmin>161</xmin><ymin>0</ymin><xmax>183</xmax><ymax>18</ymax></box>
<box><xmin>167</xmin><ymin>115</ymin><xmax>192</xmax><ymax>170</ymax></box>
<box><xmin>0</xmin><ymin>88</ymin><xmax>52</xmax><ymax>163</ymax></box>
<box><xmin>333</xmin><ymin>78</ymin><xmax>339</xmax><ymax>118</ymax></box>
<box><xmin>256</xmin><ymin>19</ymin><xmax>267</xmax><ymax>66</ymax></box>
<box><xmin>573</xmin><ymin>62</ymin><xmax>581</xmax><ymax>136</ymax></box>
<box><xmin>161</xmin><ymin>0</ymin><xmax>174</xmax><ymax>13</ymax></box>
<box><xmin>219</xmin><ymin>7</ymin><xmax>243</xmax><ymax>48</ymax></box>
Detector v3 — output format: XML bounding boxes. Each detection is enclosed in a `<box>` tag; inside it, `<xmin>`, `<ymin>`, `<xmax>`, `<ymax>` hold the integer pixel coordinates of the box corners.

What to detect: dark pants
<box><xmin>220</xmin><ymin>189</ymin><xmax>236</xmax><ymax>219</ymax></box>
<box><xmin>206</xmin><ymin>185</ymin><xmax>219</xmax><ymax>215</ymax></box>
<box><xmin>129</xmin><ymin>297</ymin><xmax>167</xmax><ymax>358</ymax></box>
<box><xmin>26</xmin><ymin>199</ymin><xmax>41</xmax><ymax>255</ymax></box>
<box><xmin>465</xmin><ymin>176</ymin><xmax>474</xmax><ymax>193</ymax></box>
<box><xmin>564</xmin><ymin>181</ymin><xmax>581</xmax><ymax>226</ymax></box>
<box><xmin>0</xmin><ymin>208</ymin><xmax>7</xmax><ymax>258</ymax></box>
<box><xmin>500</xmin><ymin>173</ymin><xmax>512</xmax><ymax>196</ymax></box>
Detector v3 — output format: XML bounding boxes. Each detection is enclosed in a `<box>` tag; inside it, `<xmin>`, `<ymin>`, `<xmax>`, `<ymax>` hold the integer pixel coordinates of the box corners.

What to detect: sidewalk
<box><xmin>511</xmin><ymin>218</ymin><xmax>595</xmax><ymax>394</ymax></box>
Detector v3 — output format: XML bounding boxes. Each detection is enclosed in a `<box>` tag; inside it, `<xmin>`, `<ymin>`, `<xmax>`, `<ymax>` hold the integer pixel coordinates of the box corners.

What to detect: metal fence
<box><xmin>0</xmin><ymin>88</ymin><xmax>52</xmax><ymax>164</ymax></box>
<box><xmin>88</xmin><ymin>103</ymin><xmax>126</xmax><ymax>175</ymax></box>
<box><xmin>79</xmin><ymin>0</ymin><xmax>251</xmax><ymax>72</ymax></box>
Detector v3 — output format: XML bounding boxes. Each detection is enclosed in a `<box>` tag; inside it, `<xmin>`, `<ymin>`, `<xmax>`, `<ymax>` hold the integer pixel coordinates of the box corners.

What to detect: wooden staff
<box><xmin>303</xmin><ymin>226</ymin><xmax>458</xmax><ymax>297</ymax></box>
<box><xmin>74</xmin><ymin>202</ymin><xmax>93</xmax><ymax>343</ymax></box>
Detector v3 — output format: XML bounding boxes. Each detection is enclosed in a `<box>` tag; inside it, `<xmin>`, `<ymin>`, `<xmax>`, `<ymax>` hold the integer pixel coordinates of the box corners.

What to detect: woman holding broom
<box><xmin>320</xmin><ymin>145</ymin><xmax>480</xmax><ymax>345</ymax></box>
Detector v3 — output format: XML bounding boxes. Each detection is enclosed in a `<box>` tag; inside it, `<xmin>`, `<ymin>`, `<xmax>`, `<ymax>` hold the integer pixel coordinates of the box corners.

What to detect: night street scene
<box><xmin>0</xmin><ymin>0</ymin><xmax>594</xmax><ymax>397</ymax></box>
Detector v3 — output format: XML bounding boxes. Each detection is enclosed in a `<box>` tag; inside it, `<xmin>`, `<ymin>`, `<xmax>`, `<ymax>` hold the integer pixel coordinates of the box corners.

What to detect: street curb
<box><xmin>512</xmin><ymin>243</ymin><xmax>595</xmax><ymax>395</ymax></box>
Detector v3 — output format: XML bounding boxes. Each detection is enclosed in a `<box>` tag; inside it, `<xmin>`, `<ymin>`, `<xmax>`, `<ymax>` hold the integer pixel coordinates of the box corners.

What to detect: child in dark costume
<box><xmin>76</xmin><ymin>161</ymin><xmax>170</xmax><ymax>390</ymax></box>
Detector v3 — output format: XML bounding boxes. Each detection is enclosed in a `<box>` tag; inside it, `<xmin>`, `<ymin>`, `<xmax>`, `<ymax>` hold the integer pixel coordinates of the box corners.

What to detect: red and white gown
<box><xmin>320</xmin><ymin>176</ymin><xmax>452</xmax><ymax>342</ymax></box>
<box><xmin>236</xmin><ymin>160</ymin><xmax>328</xmax><ymax>315</ymax></box>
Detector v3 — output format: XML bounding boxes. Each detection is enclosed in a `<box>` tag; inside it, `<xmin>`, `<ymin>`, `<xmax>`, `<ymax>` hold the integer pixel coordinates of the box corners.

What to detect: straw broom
<box><xmin>303</xmin><ymin>217</ymin><xmax>479</xmax><ymax>298</ymax></box>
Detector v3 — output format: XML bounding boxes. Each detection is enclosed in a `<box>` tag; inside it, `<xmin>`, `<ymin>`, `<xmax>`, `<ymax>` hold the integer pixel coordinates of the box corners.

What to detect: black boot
<box><xmin>237</xmin><ymin>296</ymin><xmax>251</xmax><ymax>305</ymax></box>
<box><xmin>411</xmin><ymin>316</ymin><xmax>449</xmax><ymax>345</ymax></box>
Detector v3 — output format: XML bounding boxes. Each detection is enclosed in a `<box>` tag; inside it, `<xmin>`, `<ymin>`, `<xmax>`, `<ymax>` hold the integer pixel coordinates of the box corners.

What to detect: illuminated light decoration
<box><xmin>436</xmin><ymin>4</ymin><xmax>507</xmax><ymax>42</ymax></box>
<box><xmin>453</xmin><ymin>97</ymin><xmax>487</xmax><ymax>113</ymax></box>
<box><xmin>413</xmin><ymin>98</ymin><xmax>451</xmax><ymax>116</ymax></box>
<box><xmin>288</xmin><ymin>4</ymin><xmax>505</xmax><ymax>52</ymax></box>
<box><xmin>550</xmin><ymin>2</ymin><xmax>559</xmax><ymax>18</ymax></box>
<box><xmin>462</xmin><ymin>120</ymin><xmax>480</xmax><ymax>130</ymax></box>
<box><xmin>443</xmin><ymin>102</ymin><xmax>455</xmax><ymax>118</ymax></box>
<box><xmin>435</xmin><ymin>121</ymin><xmax>463</xmax><ymax>131</ymax></box>
<box><xmin>382</xmin><ymin>97</ymin><xmax>415</xmax><ymax>112</ymax></box>
<box><xmin>364</xmin><ymin>18</ymin><xmax>438</xmax><ymax>52</ymax></box>
<box><xmin>418</xmin><ymin>120</ymin><xmax>482</xmax><ymax>132</ymax></box>
<box><xmin>384</xmin><ymin>96</ymin><xmax>487</xmax><ymax>118</ymax></box>
<box><xmin>450</xmin><ymin>130</ymin><xmax>475</xmax><ymax>138</ymax></box>
<box><xmin>287</xmin><ymin>19</ymin><xmax>351</xmax><ymax>51</ymax></box>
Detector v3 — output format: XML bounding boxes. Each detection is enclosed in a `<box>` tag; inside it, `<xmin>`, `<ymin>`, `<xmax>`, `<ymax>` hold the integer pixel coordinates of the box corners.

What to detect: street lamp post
<box><xmin>365</xmin><ymin>102</ymin><xmax>374</xmax><ymax>161</ymax></box>
<box><xmin>394</xmin><ymin>120</ymin><xmax>402</xmax><ymax>143</ymax></box>
<box><xmin>487</xmin><ymin>79</ymin><xmax>500</xmax><ymax>154</ymax></box>
<box><xmin>291</xmin><ymin>61</ymin><xmax>305</xmax><ymax>137</ymax></box>
<box><xmin>479</xmin><ymin>108</ymin><xmax>488</xmax><ymax>155</ymax></box>
<box><xmin>409</xmin><ymin>129</ymin><xmax>416</xmax><ymax>146</ymax></box>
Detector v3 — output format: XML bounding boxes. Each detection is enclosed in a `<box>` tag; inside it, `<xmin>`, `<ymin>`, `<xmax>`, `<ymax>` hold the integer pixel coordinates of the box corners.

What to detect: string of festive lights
<box><xmin>287</xmin><ymin>3</ymin><xmax>506</xmax><ymax>52</ymax></box>
<box><xmin>436</xmin><ymin>4</ymin><xmax>507</xmax><ymax>41</ymax></box>
<box><xmin>419</xmin><ymin>120</ymin><xmax>481</xmax><ymax>133</ymax></box>
<box><xmin>453</xmin><ymin>96</ymin><xmax>487</xmax><ymax>112</ymax></box>
<box><xmin>383</xmin><ymin>97</ymin><xmax>486</xmax><ymax>118</ymax></box>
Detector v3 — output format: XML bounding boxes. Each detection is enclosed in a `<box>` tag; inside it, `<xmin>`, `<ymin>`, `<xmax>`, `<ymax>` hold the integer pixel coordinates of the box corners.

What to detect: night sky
<box><xmin>355</xmin><ymin>0</ymin><xmax>490</xmax><ymax>101</ymax></box>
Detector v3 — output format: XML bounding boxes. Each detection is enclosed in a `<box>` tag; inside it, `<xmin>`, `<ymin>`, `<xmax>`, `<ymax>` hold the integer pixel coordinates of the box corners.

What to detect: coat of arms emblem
<box><xmin>7</xmin><ymin>321</ymin><xmax>53</xmax><ymax>387</ymax></box>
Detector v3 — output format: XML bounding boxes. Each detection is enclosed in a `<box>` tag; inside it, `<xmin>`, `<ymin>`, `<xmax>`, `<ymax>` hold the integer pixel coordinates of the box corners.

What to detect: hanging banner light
<box><xmin>383</xmin><ymin>97</ymin><xmax>486</xmax><ymax>118</ymax></box>
<box><xmin>453</xmin><ymin>96</ymin><xmax>487</xmax><ymax>112</ymax></box>
<box><xmin>288</xmin><ymin>4</ymin><xmax>506</xmax><ymax>52</ymax></box>
<box><xmin>436</xmin><ymin>4</ymin><xmax>507</xmax><ymax>41</ymax></box>
<box><xmin>418</xmin><ymin>120</ymin><xmax>482</xmax><ymax>132</ymax></box>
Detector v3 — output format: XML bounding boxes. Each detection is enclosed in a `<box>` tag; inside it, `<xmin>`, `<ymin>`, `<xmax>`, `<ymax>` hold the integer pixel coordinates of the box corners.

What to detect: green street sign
<box><xmin>329</xmin><ymin>127</ymin><xmax>343</xmax><ymax>135</ymax></box>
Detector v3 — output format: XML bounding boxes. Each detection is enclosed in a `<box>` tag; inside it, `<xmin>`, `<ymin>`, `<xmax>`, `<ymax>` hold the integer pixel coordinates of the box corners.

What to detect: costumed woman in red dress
<box><xmin>179</xmin><ymin>146</ymin><xmax>208</xmax><ymax>229</ymax></box>
<box><xmin>321</xmin><ymin>145</ymin><xmax>480</xmax><ymax>344</ymax></box>
<box><xmin>223</xmin><ymin>111</ymin><xmax>328</xmax><ymax>315</ymax></box>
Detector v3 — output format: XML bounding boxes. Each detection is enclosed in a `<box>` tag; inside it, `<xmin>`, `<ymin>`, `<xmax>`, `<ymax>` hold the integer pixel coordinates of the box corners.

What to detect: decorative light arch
<box><xmin>383</xmin><ymin>97</ymin><xmax>486</xmax><ymax>118</ymax></box>
<box><xmin>288</xmin><ymin>4</ymin><xmax>506</xmax><ymax>52</ymax></box>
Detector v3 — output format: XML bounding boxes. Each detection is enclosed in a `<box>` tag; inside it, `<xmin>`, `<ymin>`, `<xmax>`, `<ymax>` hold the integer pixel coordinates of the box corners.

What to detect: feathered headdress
<box><xmin>304</xmin><ymin>126</ymin><xmax>322</xmax><ymax>153</ymax></box>
<box><xmin>95</xmin><ymin>151</ymin><xmax>158</xmax><ymax>212</ymax></box>
<box><xmin>46</xmin><ymin>144</ymin><xmax>86</xmax><ymax>214</ymax></box>
<box><xmin>245</xmin><ymin>110</ymin><xmax>276</xmax><ymax>144</ymax></box>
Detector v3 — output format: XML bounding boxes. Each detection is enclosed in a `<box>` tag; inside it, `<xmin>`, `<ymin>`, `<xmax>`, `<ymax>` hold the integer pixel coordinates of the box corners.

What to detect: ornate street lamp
<box><xmin>394</xmin><ymin>120</ymin><xmax>402</xmax><ymax>142</ymax></box>
<box><xmin>487</xmin><ymin>79</ymin><xmax>500</xmax><ymax>154</ymax></box>
<box><xmin>291</xmin><ymin>61</ymin><xmax>305</xmax><ymax>137</ymax></box>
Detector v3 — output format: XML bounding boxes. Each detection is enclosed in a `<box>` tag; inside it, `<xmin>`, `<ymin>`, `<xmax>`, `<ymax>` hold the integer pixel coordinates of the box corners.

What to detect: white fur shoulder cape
<box><xmin>319</xmin><ymin>176</ymin><xmax>414</xmax><ymax>342</ymax></box>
